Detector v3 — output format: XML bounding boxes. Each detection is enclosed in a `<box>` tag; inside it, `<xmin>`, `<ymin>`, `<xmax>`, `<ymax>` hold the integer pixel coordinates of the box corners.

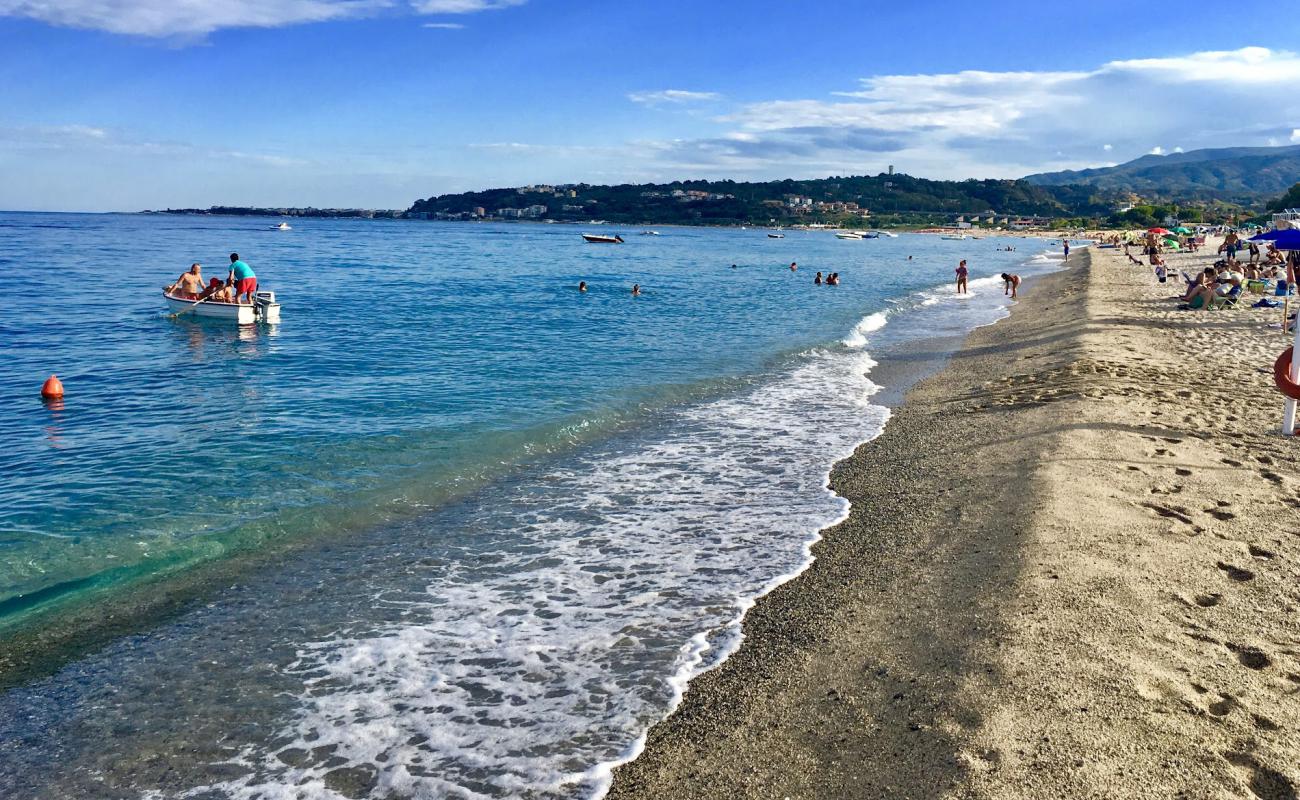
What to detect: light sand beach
<box><xmin>610</xmin><ymin>243</ymin><xmax>1300</xmax><ymax>798</ymax></box>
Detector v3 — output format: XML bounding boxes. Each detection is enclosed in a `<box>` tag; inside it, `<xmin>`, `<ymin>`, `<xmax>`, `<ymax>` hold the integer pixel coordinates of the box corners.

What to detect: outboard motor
<box><xmin>253</xmin><ymin>290</ymin><xmax>281</xmax><ymax>324</ymax></box>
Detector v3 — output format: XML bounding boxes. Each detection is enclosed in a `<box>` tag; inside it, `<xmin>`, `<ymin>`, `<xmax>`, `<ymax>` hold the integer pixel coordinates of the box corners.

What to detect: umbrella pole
<box><xmin>1286</xmin><ymin>298</ymin><xmax>1300</xmax><ymax>436</ymax></box>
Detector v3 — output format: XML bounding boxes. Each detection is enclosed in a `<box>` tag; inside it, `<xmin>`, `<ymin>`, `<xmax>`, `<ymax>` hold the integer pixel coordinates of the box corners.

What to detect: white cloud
<box><xmin>628</xmin><ymin>90</ymin><xmax>722</xmax><ymax>106</ymax></box>
<box><xmin>422</xmin><ymin>21</ymin><xmax>464</xmax><ymax>28</ymax></box>
<box><xmin>1173</xmin><ymin>146</ymin><xmax>1184</xmax><ymax>153</ymax></box>
<box><xmin>1149</xmin><ymin>146</ymin><xmax>1165</xmax><ymax>155</ymax></box>
<box><xmin>409</xmin><ymin>0</ymin><xmax>524</xmax><ymax>12</ymax></box>
<box><xmin>0</xmin><ymin>0</ymin><xmax>525</xmax><ymax>37</ymax></box>
<box><xmin>0</xmin><ymin>0</ymin><xmax>392</xmax><ymax>37</ymax></box>
<box><xmin>639</xmin><ymin>47</ymin><xmax>1300</xmax><ymax>181</ymax></box>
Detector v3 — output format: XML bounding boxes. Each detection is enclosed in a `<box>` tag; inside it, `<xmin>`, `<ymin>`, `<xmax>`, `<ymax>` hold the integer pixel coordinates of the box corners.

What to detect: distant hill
<box><xmin>409</xmin><ymin>174</ymin><xmax>1114</xmax><ymax>226</ymax></box>
<box><xmin>1023</xmin><ymin>145</ymin><xmax>1300</xmax><ymax>201</ymax></box>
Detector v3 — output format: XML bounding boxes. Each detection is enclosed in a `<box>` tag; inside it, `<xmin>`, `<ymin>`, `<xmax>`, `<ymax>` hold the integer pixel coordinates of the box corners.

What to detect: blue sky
<box><xmin>4</xmin><ymin>0</ymin><xmax>1300</xmax><ymax>211</ymax></box>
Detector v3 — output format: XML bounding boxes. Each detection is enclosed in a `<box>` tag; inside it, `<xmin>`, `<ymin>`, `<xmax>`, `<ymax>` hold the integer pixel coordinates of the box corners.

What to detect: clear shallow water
<box><xmin>0</xmin><ymin>213</ymin><xmax>1067</xmax><ymax>798</ymax></box>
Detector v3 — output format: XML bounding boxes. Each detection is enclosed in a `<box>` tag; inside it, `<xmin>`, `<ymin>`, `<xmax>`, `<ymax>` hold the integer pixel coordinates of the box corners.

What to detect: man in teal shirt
<box><xmin>227</xmin><ymin>252</ymin><xmax>257</xmax><ymax>305</ymax></box>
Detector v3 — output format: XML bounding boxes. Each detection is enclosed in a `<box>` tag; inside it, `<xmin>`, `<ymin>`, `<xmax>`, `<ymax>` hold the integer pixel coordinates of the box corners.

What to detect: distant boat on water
<box><xmin>582</xmin><ymin>233</ymin><xmax>624</xmax><ymax>244</ymax></box>
<box><xmin>941</xmin><ymin>232</ymin><xmax>968</xmax><ymax>240</ymax></box>
<box><xmin>875</xmin><ymin>230</ymin><xmax>898</xmax><ymax>238</ymax></box>
<box><xmin>639</xmin><ymin>230</ymin><xmax>660</xmax><ymax>236</ymax></box>
<box><xmin>767</xmin><ymin>233</ymin><xmax>785</xmax><ymax>239</ymax></box>
<box><xmin>272</xmin><ymin>222</ymin><xmax>292</xmax><ymax>231</ymax></box>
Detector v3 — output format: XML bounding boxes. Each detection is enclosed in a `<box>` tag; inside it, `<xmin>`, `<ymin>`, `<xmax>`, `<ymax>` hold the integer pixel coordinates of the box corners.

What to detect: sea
<box><xmin>0</xmin><ymin>213</ymin><xmax>1069</xmax><ymax>799</ymax></box>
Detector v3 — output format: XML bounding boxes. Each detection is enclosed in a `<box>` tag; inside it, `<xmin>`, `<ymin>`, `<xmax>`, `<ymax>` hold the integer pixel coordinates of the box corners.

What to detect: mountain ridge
<box><xmin>1023</xmin><ymin>144</ymin><xmax>1300</xmax><ymax>200</ymax></box>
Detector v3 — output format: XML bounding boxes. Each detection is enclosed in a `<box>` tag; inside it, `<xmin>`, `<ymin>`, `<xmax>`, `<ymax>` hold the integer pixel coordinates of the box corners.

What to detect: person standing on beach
<box><xmin>955</xmin><ymin>259</ymin><xmax>968</xmax><ymax>294</ymax></box>
<box><xmin>1001</xmin><ymin>272</ymin><xmax>1021</xmax><ymax>298</ymax></box>
<box><xmin>1063</xmin><ymin>240</ymin><xmax>1070</xmax><ymax>259</ymax></box>
<box><xmin>227</xmin><ymin>253</ymin><xmax>257</xmax><ymax>305</ymax></box>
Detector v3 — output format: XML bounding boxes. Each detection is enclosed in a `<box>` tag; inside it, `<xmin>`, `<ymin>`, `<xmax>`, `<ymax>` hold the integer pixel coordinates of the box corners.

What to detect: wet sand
<box><xmin>609</xmin><ymin>245</ymin><xmax>1300</xmax><ymax>798</ymax></box>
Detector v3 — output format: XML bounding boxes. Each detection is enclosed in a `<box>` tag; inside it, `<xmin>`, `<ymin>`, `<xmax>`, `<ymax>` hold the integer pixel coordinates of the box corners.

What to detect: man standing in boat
<box><xmin>227</xmin><ymin>253</ymin><xmax>257</xmax><ymax>305</ymax></box>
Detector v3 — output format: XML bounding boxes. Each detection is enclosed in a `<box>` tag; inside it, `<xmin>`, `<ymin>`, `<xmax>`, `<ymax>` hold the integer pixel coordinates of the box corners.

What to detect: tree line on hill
<box><xmin>407</xmin><ymin>174</ymin><xmax>1119</xmax><ymax>227</ymax></box>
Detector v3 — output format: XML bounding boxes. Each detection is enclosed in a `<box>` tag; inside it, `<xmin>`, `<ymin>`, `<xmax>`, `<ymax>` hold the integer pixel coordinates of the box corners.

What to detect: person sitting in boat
<box><xmin>226</xmin><ymin>253</ymin><xmax>257</xmax><ymax>305</ymax></box>
<box><xmin>198</xmin><ymin>277</ymin><xmax>234</xmax><ymax>303</ymax></box>
<box><xmin>166</xmin><ymin>263</ymin><xmax>205</xmax><ymax>299</ymax></box>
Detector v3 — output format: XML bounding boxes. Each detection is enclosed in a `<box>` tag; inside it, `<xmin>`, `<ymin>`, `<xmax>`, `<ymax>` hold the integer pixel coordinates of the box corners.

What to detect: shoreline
<box><xmin>607</xmin><ymin>245</ymin><xmax>1300</xmax><ymax>797</ymax></box>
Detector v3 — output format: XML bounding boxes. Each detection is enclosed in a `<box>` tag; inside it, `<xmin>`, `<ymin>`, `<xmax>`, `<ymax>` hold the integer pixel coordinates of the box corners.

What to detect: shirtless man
<box><xmin>1001</xmin><ymin>272</ymin><xmax>1021</xmax><ymax>299</ymax></box>
<box><xmin>166</xmin><ymin>263</ymin><xmax>205</xmax><ymax>299</ymax></box>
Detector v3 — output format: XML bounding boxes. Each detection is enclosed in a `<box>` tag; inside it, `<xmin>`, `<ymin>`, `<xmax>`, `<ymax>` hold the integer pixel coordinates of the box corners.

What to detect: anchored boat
<box><xmin>163</xmin><ymin>290</ymin><xmax>282</xmax><ymax>324</ymax></box>
<box><xmin>582</xmin><ymin>233</ymin><xmax>624</xmax><ymax>243</ymax></box>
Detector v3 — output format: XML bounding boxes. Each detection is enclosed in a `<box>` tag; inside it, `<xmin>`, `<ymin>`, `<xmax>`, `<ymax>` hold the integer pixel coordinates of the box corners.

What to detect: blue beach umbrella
<box><xmin>1251</xmin><ymin>229</ymin><xmax>1300</xmax><ymax>249</ymax></box>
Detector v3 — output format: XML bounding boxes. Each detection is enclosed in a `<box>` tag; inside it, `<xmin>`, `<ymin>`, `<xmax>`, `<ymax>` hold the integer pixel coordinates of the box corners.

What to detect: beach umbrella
<box><xmin>1171</xmin><ymin>226</ymin><xmax>1192</xmax><ymax>234</ymax></box>
<box><xmin>1251</xmin><ymin>229</ymin><xmax>1287</xmax><ymax>241</ymax></box>
<box><xmin>1263</xmin><ymin>228</ymin><xmax>1300</xmax><ymax>250</ymax></box>
<box><xmin>1148</xmin><ymin>227</ymin><xmax>1169</xmax><ymax>234</ymax></box>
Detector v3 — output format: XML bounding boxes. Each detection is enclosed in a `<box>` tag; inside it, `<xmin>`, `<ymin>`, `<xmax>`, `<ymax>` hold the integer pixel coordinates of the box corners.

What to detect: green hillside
<box><xmin>1023</xmin><ymin>145</ymin><xmax>1300</xmax><ymax>201</ymax></box>
<box><xmin>408</xmin><ymin>173</ymin><xmax>1114</xmax><ymax>226</ymax></box>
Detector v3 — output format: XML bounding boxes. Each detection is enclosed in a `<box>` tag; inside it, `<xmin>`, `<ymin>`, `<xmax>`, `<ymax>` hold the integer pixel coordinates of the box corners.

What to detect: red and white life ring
<box><xmin>1273</xmin><ymin>347</ymin><xmax>1300</xmax><ymax>401</ymax></box>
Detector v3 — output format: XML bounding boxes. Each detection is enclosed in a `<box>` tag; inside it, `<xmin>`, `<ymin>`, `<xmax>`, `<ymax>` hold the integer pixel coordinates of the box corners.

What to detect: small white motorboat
<box><xmin>582</xmin><ymin>233</ymin><xmax>624</xmax><ymax>244</ymax></box>
<box><xmin>835</xmin><ymin>231</ymin><xmax>863</xmax><ymax>240</ymax></box>
<box><xmin>941</xmin><ymin>233</ymin><xmax>967</xmax><ymax>240</ymax></box>
<box><xmin>272</xmin><ymin>222</ymin><xmax>292</xmax><ymax>231</ymax></box>
<box><xmin>639</xmin><ymin>230</ymin><xmax>661</xmax><ymax>236</ymax></box>
<box><xmin>163</xmin><ymin>290</ymin><xmax>282</xmax><ymax>324</ymax></box>
<box><xmin>875</xmin><ymin>230</ymin><xmax>899</xmax><ymax>238</ymax></box>
<box><xmin>767</xmin><ymin>233</ymin><xmax>785</xmax><ymax>239</ymax></box>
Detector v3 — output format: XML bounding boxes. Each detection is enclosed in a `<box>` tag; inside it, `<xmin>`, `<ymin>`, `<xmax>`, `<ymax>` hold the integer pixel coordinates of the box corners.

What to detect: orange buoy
<box><xmin>1274</xmin><ymin>348</ymin><xmax>1300</xmax><ymax>401</ymax></box>
<box><xmin>41</xmin><ymin>374</ymin><xmax>64</xmax><ymax>399</ymax></box>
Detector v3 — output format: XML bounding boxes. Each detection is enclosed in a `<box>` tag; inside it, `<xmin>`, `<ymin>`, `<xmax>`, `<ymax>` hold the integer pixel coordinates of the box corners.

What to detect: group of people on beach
<box><xmin>1124</xmin><ymin>229</ymin><xmax>1299</xmax><ymax>312</ymax></box>
<box><xmin>166</xmin><ymin>254</ymin><xmax>259</xmax><ymax>305</ymax></box>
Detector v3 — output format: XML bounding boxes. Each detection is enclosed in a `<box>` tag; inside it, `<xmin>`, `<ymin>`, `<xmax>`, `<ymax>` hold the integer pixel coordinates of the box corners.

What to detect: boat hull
<box><xmin>163</xmin><ymin>292</ymin><xmax>281</xmax><ymax>324</ymax></box>
<box><xmin>581</xmin><ymin>234</ymin><xmax>623</xmax><ymax>243</ymax></box>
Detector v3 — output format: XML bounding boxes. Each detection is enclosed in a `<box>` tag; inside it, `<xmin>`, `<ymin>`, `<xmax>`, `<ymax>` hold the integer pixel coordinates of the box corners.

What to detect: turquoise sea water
<box><xmin>0</xmin><ymin>213</ymin><xmax>1067</xmax><ymax>798</ymax></box>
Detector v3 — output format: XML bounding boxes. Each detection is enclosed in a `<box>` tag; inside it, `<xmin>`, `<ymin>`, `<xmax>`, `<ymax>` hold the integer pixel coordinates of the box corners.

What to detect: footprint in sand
<box><xmin>1222</xmin><ymin>458</ymin><xmax>1244</xmax><ymax>467</ymax></box>
<box><xmin>1223</xmin><ymin>751</ymin><xmax>1297</xmax><ymax>800</ymax></box>
<box><xmin>1217</xmin><ymin>562</ymin><xmax>1256</xmax><ymax>582</ymax></box>
<box><xmin>1142</xmin><ymin>502</ymin><xmax>1194</xmax><ymax>525</ymax></box>
<box><xmin>1175</xmin><ymin>467</ymin><xmax>1193</xmax><ymax>477</ymax></box>
<box><xmin>1249</xmin><ymin>545</ymin><xmax>1276</xmax><ymax>559</ymax></box>
<box><xmin>1194</xmin><ymin>593</ymin><xmax>1223</xmax><ymax>607</ymax></box>
<box><xmin>1227</xmin><ymin>643</ymin><xmax>1272</xmax><ymax>671</ymax></box>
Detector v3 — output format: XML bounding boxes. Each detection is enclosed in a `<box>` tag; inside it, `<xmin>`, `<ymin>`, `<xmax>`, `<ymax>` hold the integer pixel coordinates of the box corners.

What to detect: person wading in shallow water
<box><xmin>955</xmin><ymin>259</ymin><xmax>969</xmax><ymax>294</ymax></box>
<box><xmin>1001</xmin><ymin>272</ymin><xmax>1021</xmax><ymax>299</ymax></box>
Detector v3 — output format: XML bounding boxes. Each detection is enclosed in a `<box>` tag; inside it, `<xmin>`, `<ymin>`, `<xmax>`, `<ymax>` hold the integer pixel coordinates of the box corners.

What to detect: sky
<box><xmin>4</xmin><ymin>0</ymin><xmax>1300</xmax><ymax>211</ymax></box>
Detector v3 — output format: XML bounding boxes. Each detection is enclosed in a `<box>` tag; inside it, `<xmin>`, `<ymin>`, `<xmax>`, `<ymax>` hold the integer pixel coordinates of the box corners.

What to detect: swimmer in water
<box><xmin>790</xmin><ymin>261</ymin><xmax>797</xmax><ymax>272</ymax></box>
<box><xmin>814</xmin><ymin>271</ymin><xmax>823</xmax><ymax>285</ymax></box>
<box><xmin>631</xmin><ymin>284</ymin><xmax>641</xmax><ymax>296</ymax></box>
<box><xmin>578</xmin><ymin>281</ymin><xmax>587</xmax><ymax>292</ymax></box>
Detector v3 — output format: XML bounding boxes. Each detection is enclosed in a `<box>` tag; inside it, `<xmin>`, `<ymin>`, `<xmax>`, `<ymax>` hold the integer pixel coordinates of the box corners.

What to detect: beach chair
<box><xmin>1207</xmin><ymin>285</ymin><xmax>1243</xmax><ymax>310</ymax></box>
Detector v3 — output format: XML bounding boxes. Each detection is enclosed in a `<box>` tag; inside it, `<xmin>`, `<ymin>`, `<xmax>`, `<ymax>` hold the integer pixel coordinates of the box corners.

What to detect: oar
<box><xmin>169</xmin><ymin>288</ymin><xmax>222</xmax><ymax>319</ymax></box>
